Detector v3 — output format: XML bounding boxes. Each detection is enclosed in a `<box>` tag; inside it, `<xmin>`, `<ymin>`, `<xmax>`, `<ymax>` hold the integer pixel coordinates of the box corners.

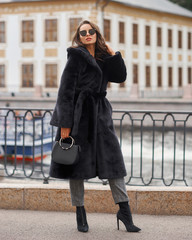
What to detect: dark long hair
<box><xmin>72</xmin><ymin>20</ymin><xmax>108</xmax><ymax>60</ymax></box>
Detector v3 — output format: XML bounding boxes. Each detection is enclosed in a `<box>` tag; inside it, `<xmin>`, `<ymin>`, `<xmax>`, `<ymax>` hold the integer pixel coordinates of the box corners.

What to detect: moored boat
<box><xmin>0</xmin><ymin>115</ymin><xmax>55</xmax><ymax>161</ymax></box>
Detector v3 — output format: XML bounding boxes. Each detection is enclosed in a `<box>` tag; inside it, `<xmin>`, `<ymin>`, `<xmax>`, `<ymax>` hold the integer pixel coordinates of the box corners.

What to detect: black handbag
<box><xmin>51</xmin><ymin>136</ymin><xmax>81</xmax><ymax>165</ymax></box>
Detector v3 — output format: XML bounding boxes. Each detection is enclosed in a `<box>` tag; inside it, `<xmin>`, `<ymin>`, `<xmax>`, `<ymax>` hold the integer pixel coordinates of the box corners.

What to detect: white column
<box><xmin>151</xmin><ymin>21</ymin><xmax>157</xmax><ymax>91</ymax></box>
<box><xmin>111</xmin><ymin>14</ymin><xmax>118</xmax><ymax>51</ymax></box>
<box><xmin>111</xmin><ymin>14</ymin><xmax>119</xmax><ymax>92</ymax></box>
<box><xmin>6</xmin><ymin>15</ymin><xmax>20</xmax><ymax>93</ymax></box>
<box><xmin>97</xmin><ymin>7</ymin><xmax>103</xmax><ymax>34</ymax></box>
<box><xmin>182</xmin><ymin>26</ymin><xmax>188</xmax><ymax>86</ymax></box>
<box><xmin>138</xmin><ymin>19</ymin><xmax>145</xmax><ymax>91</ymax></box>
<box><xmin>59</xmin><ymin>13</ymin><xmax>68</xmax><ymax>71</ymax></box>
<box><xmin>125</xmin><ymin>16</ymin><xmax>132</xmax><ymax>91</ymax></box>
<box><xmin>162</xmin><ymin>22</ymin><xmax>168</xmax><ymax>90</ymax></box>
<box><xmin>35</xmin><ymin>13</ymin><xmax>44</xmax><ymax>87</ymax></box>
<box><xmin>182</xmin><ymin>27</ymin><xmax>192</xmax><ymax>98</ymax></box>
<box><xmin>173</xmin><ymin>24</ymin><xmax>178</xmax><ymax>90</ymax></box>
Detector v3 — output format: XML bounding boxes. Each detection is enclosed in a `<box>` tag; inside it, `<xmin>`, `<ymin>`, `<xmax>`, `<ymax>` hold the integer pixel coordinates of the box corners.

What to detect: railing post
<box><xmin>43</xmin><ymin>177</ymin><xmax>49</xmax><ymax>184</ymax></box>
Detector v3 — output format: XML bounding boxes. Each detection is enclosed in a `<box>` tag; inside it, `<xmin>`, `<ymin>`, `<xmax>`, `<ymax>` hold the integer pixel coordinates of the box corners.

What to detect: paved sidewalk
<box><xmin>0</xmin><ymin>210</ymin><xmax>192</xmax><ymax>240</ymax></box>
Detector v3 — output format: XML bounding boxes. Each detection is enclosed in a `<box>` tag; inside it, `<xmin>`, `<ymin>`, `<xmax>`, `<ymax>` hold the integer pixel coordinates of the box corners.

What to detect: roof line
<box><xmin>111</xmin><ymin>0</ymin><xmax>192</xmax><ymax>19</ymax></box>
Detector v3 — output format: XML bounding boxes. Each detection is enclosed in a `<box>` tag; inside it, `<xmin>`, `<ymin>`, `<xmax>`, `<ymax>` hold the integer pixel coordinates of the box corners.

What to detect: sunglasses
<box><xmin>79</xmin><ymin>28</ymin><xmax>96</xmax><ymax>37</ymax></box>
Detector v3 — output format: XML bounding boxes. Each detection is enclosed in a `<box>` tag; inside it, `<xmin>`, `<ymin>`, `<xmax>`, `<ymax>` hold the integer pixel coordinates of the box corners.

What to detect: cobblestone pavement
<box><xmin>0</xmin><ymin>210</ymin><xmax>192</xmax><ymax>240</ymax></box>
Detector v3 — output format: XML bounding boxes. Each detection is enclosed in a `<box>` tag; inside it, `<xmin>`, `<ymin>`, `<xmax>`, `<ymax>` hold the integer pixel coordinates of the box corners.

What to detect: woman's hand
<box><xmin>105</xmin><ymin>43</ymin><xmax>115</xmax><ymax>56</ymax></box>
<box><xmin>61</xmin><ymin>127</ymin><xmax>71</xmax><ymax>139</ymax></box>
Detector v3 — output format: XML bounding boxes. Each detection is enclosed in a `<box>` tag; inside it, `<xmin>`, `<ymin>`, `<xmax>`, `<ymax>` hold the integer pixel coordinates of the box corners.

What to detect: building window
<box><xmin>133</xmin><ymin>24</ymin><xmax>138</xmax><ymax>44</ymax></box>
<box><xmin>168</xmin><ymin>67</ymin><xmax>172</xmax><ymax>87</ymax></box>
<box><xmin>119</xmin><ymin>22</ymin><xmax>125</xmax><ymax>43</ymax></box>
<box><xmin>133</xmin><ymin>64</ymin><xmax>138</xmax><ymax>84</ymax></box>
<box><xmin>168</xmin><ymin>29</ymin><xmax>172</xmax><ymax>48</ymax></box>
<box><xmin>0</xmin><ymin>65</ymin><xmax>5</xmax><ymax>87</ymax></box>
<box><xmin>45</xmin><ymin>64</ymin><xmax>57</xmax><ymax>88</ymax></box>
<box><xmin>157</xmin><ymin>66</ymin><xmax>162</xmax><ymax>87</ymax></box>
<box><xmin>0</xmin><ymin>22</ymin><xmax>5</xmax><ymax>43</ymax></box>
<box><xmin>146</xmin><ymin>66</ymin><xmax>151</xmax><ymax>87</ymax></box>
<box><xmin>188</xmin><ymin>32</ymin><xmax>191</xmax><ymax>50</ymax></box>
<box><xmin>188</xmin><ymin>67</ymin><xmax>192</xmax><ymax>84</ymax></box>
<box><xmin>69</xmin><ymin>18</ymin><xmax>82</xmax><ymax>41</ymax></box>
<box><xmin>157</xmin><ymin>27</ymin><xmax>162</xmax><ymax>47</ymax></box>
<box><xmin>22</xmin><ymin>20</ymin><xmax>34</xmax><ymax>42</ymax></box>
<box><xmin>45</xmin><ymin>19</ymin><xmax>57</xmax><ymax>42</ymax></box>
<box><xmin>178</xmin><ymin>67</ymin><xmax>182</xmax><ymax>87</ymax></box>
<box><xmin>178</xmin><ymin>30</ymin><xmax>182</xmax><ymax>49</ymax></box>
<box><xmin>104</xmin><ymin>19</ymin><xmax>111</xmax><ymax>42</ymax></box>
<box><xmin>22</xmin><ymin>64</ymin><xmax>33</xmax><ymax>87</ymax></box>
<box><xmin>145</xmin><ymin>26</ymin><xmax>150</xmax><ymax>46</ymax></box>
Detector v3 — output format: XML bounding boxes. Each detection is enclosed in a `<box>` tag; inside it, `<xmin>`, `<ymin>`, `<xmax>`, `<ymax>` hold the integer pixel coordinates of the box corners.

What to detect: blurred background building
<box><xmin>0</xmin><ymin>0</ymin><xmax>192</xmax><ymax>105</ymax></box>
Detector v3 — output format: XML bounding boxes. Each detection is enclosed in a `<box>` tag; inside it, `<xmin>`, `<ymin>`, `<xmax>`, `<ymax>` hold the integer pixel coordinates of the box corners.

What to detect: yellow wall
<box><xmin>22</xmin><ymin>49</ymin><xmax>34</xmax><ymax>58</ymax></box>
<box><xmin>0</xmin><ymin>50</ymin><xmax>5</xmax><ymax>58</ymax></box>
<box><xmin>45</xmin><ymin>48</ymin><xmax>58</xmax><ymax>57</ymax></box>
<box><xmin>0</xmin><ymin>0</ymin><xmax>191</xmax><ymax>28</ymax></box>
<box><xmin>0</xmin><ymin>0</ymin><xmax>92</xmax><ymax>15</ymax></box>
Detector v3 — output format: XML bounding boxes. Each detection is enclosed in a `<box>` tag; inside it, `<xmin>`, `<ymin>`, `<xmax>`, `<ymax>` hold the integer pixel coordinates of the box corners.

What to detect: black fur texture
<box><xmin>49</xmin><ymin>46</ymin><xmax>127</xmax><ymax>179</ymax></box>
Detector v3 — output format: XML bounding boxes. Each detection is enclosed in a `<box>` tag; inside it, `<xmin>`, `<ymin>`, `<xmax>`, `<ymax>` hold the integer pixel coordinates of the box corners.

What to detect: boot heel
<box><xmin>117</xmin><ymin>216</ymin><xmax>120</xmax><ymax>230</ymax></box>
<box><xmin>76</xmin><ymin>206</ymin><xmax>89</xmax><ymax>232</ymax></box>
<box><xmin>117</xmin><ymin>209</ymin><xmax>141</xmax><ymax>232</ymax></box>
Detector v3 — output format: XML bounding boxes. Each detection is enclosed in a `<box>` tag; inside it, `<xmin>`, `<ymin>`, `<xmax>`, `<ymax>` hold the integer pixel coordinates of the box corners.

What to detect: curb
<box><xmin>0</xmin><ymin>183</ymin><xmax>192</xmax><ymax>215</ymax></box>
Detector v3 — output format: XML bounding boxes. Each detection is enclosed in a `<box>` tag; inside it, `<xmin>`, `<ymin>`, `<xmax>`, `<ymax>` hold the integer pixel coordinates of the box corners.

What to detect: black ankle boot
<box><xmin>117</xmin><ymin>202</ymin><xmax>141</xmax><ymax>232</ymax></box>
<box><xmin>76</xmin><ymin>206</ymin><xmax>89</xmax><ymax>232</ymax></box>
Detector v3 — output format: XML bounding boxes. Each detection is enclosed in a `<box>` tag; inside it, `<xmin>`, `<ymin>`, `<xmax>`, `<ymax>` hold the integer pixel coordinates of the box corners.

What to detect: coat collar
<box><xmin>67</xmin><ymin>47</ymin><xmax>102</xmax><ymax>74</ymax></box>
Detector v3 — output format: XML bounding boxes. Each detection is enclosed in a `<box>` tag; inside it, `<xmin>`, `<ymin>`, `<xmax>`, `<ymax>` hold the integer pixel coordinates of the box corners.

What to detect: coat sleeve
<box><xmin>104</xmin><ymin>51</ymin><xmax>127</xmax><ymax>83</ymax></box>
<box><xmin>50</xmin><ymin>55</ymin><xmax>79</xmax><ymax>128</ymax></box>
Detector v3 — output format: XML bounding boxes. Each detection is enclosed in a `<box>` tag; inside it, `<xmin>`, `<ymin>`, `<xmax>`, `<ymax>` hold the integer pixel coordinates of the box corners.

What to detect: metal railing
<box><xmin>0</xmin><ymin>107</ymin><xmax>192</xmax><ymax>186</ymax></box>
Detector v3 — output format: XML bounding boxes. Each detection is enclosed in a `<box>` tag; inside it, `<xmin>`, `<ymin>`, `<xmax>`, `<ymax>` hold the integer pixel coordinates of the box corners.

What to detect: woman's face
<box><xmin>79</xmin><ymin>24</ymin><xmax>97</xmax><ymax>46</ymax></box>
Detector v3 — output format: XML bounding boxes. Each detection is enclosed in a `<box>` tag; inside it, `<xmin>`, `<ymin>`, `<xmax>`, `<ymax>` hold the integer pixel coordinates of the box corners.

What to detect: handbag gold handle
<box><xmin>59</xmin><ymin>136</ymin><xmax>75</xmax><ymax>150</ymax></box>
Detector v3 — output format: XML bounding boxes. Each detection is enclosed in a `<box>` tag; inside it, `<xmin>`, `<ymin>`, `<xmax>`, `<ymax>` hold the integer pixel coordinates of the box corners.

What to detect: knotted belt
<box><xmin>71</xmin><ymin>89</ymin><xmax>107</xmax><ymax>136</ymax></box>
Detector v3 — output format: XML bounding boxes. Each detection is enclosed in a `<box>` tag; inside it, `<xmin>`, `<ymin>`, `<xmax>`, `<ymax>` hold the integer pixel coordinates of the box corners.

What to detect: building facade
<box><xmin>0</xmin><ymin>0</ymin><xmax>192</xmax><ymax>99</ymax></box>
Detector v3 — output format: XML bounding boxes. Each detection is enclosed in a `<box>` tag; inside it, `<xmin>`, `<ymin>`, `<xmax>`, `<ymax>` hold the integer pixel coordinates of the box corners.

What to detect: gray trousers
<box><xmin>69</xmin><ymin>178</ymin><xmax>129</xmax><ymax>206</ymax></box>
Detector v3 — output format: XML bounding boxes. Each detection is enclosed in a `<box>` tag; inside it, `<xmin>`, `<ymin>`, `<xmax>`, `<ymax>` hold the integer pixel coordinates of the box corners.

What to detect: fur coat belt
<box><xmin>72</xmin><ymin>89</ymin><xmax>107</xmax><ymax>137</ymax></box>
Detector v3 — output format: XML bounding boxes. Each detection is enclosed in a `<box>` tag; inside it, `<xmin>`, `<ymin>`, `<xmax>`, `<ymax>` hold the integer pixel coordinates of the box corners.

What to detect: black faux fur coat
<box><xmin>49</xmin><ymin>46</ymin><xmax>127</xmax><ymax>179</ymax></box>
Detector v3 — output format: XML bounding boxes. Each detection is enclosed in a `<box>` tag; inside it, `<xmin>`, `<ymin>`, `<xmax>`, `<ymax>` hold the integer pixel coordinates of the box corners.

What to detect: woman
<box><xmin>50</xmin><ymin>20</ymin><xmax>141</xmax><ymax>233</ymax></box>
